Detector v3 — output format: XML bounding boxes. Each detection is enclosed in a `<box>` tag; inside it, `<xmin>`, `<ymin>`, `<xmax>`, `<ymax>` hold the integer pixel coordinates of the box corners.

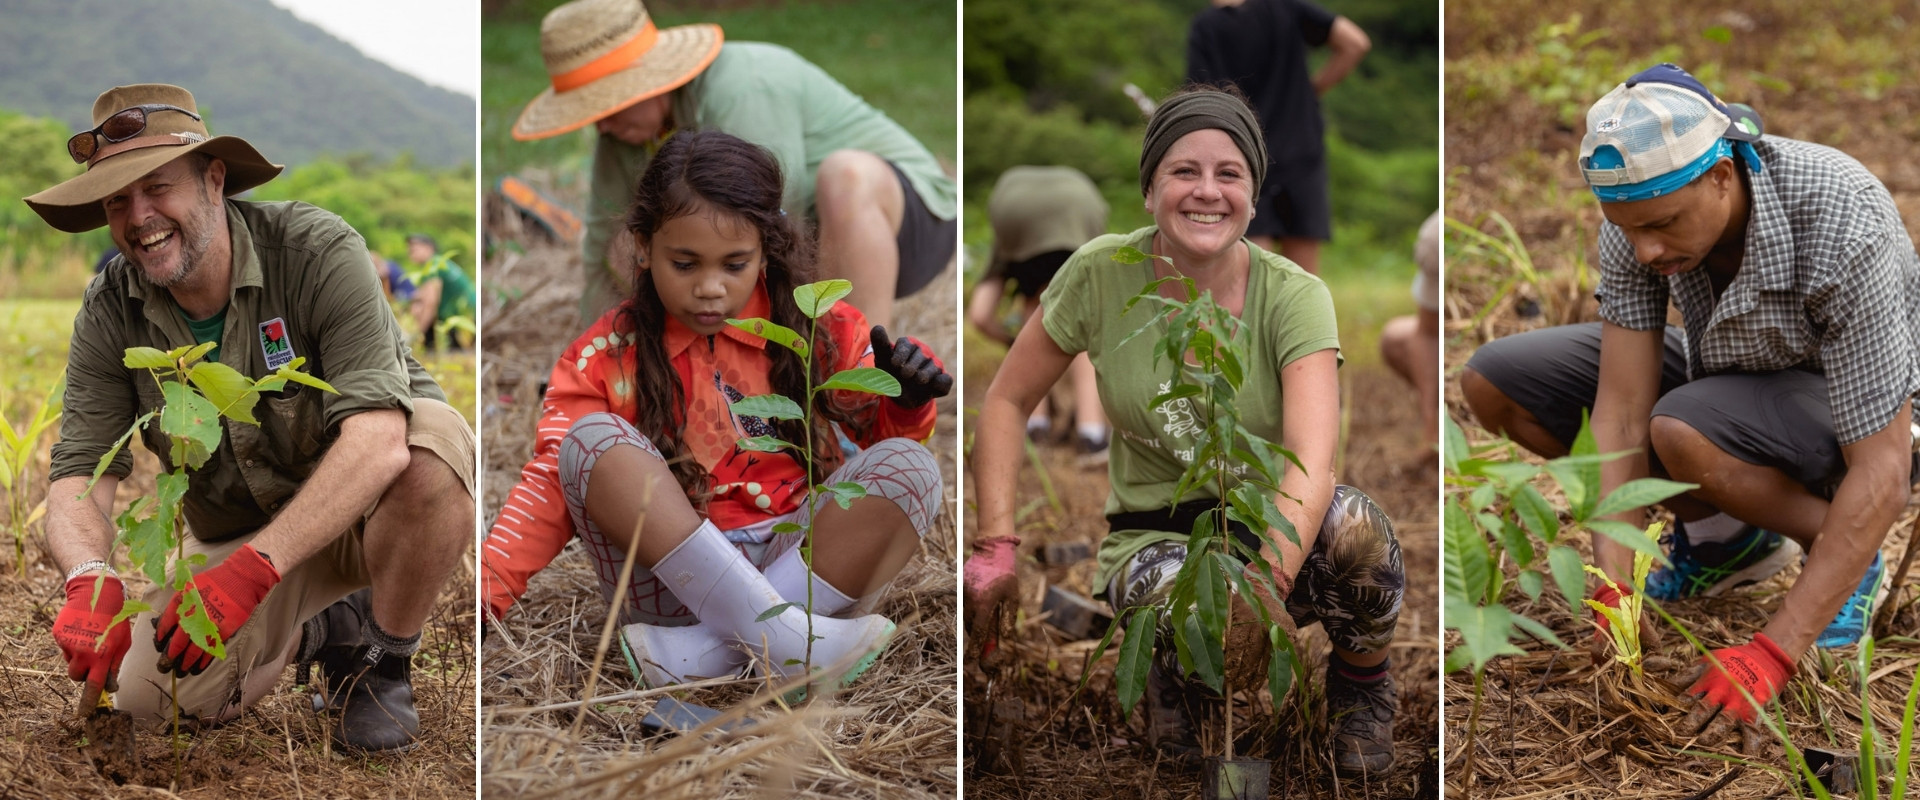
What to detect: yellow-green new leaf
<box><xmin>793</xmin><ymin>279</ymin><xmax>853</xmax><ymax>319</ymax></box>
<box><xmin>124</xmin><ymin>347</ymin><xmax>174</xmax><ymax>369</ymax></box>
<box><xmin>188</xmin><ymin>361</ymin><xmax>261</xmax><ymax>425</ymax></box>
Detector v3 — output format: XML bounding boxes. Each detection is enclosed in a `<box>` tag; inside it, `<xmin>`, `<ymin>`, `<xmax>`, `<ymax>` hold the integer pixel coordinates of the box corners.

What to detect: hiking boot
<box><xmin>326</xmin><ymin>645</ymin><xmax>421</xmax><ymax>752</ymax></box>
<box><xmin>1143</xmin><ymin>657</ymin><xmax>1202</xmax><ymax>759</ymax></box>
<box><xmin>1326</xmin><ymin>667</ymin><xmax>1397</xmax><ymax>779</ymax></box>
<box><xmin>1815</xmin><ymin>552</ymin><xmax>1889</xmax><ymax>649</ymax></box>
<box><xmin>296</xmin><ymin>590</ymin><xmax>420</xmax><ymax>752</ymax></box>
<box><xmin>1644</xmin><ymin>522</ymin><xmax>1797</xmax><ymax>601</ymax></box>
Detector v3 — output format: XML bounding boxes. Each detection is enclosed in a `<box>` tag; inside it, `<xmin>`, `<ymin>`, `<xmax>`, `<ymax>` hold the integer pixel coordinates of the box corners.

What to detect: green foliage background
<box><xmin>963</xmin><ymin>0</ymin><xmax>1438</xmax><ymax>280</ymax></box>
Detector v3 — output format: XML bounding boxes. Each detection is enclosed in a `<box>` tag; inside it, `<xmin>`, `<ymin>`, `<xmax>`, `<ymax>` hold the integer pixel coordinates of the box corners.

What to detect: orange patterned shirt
<box><xmin>482</xmin><ymin>285</ymin><xmax>935</xmax><ymax>620</ymax></box>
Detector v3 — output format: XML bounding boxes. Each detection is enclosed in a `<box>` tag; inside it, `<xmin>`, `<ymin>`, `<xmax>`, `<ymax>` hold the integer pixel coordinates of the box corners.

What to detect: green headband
<box><xmin>1139</xmin><ymin>91</ymin><xmax>1267</xmax><ymax>197</ymax></box>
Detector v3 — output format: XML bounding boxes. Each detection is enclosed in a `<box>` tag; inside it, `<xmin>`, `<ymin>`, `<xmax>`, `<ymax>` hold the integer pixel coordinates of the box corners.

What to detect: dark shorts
<box><xmin>1247</xmin><ymin>157</ymin><xmax>1331</xmax><ymax>241</ymax></box>
<box><xmin>890</xmin><ymin>161</ymin><xmax>958</xmax><ymax>298</ymax></box>
<box><xmin>1466</xmin><ymin>322</ymin><xmax>1912</xmax><ymax>498</ymax></box>
<box><xmin>1000</xmin><ymin>250</ymin><xmax>1073</xmax><ymax>299</ymax></box>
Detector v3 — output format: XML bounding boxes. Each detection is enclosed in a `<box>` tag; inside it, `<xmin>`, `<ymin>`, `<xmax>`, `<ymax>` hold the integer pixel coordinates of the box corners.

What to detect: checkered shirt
<box><xmin>1594</xmin><ymin>135</ymin><xmax>1920</xmax><ymax>445</ymax></box>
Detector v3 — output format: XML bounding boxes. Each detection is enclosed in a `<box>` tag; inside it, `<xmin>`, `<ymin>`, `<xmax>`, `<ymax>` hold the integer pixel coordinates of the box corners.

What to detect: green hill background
<box><xmin>0</xmin><ymin>0</ymin><xmax>475</xmax><ymax>168</ymax></box>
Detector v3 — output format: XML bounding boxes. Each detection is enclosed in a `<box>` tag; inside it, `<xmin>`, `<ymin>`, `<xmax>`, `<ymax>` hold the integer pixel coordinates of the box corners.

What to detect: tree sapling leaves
<box><xmin>818</xmin><ymin>367</ymin><xmax>901</xmax><ymax>397</ymax></box>
<box><xmin>123</xmin><ymin>347</ymin><xmax>174</xmax><ymax>369</ymax></box>
<box><xmin>825</xmin><ymin>481</ymin><xmax>867</xmax><ymax>509</ymax></box>
<box><xmin>1115</xmin><ymin>606</ymin><xmax>1157</xmax><ymax>719</ymax></box>
<box><xmin>793</xmin><ymin>279</ymin><xmax>853</xmax><ymax>319</ymax></box>
<box><xmin>187</xmin><ymin>361</ymin><xmax>262</xmax><ymax>425</ymax></box>
<box><xmin>731</xmin><ymin>394</ymin><xmax>804</xmax><ymax>421</ymax></box>
<box><xmin>728</xmin><ymin>318</ymin><xmax>809</xmax><ymax>358</ymax></box>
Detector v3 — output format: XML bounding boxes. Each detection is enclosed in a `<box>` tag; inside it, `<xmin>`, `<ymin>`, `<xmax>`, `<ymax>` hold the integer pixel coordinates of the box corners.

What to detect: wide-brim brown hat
<box><xmin>24</xmin><ymin>84</ymin><xmax>282</xmax><ymax>233</ymax></box>
<box><xmin>512</xmin><ymin>0</ymin><xmax>722</xmax><ymax>141</ymax></box>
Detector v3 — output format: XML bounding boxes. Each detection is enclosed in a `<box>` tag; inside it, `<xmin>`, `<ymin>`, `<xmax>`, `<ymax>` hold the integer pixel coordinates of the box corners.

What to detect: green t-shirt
<box><xmin>180</xmin><ymin>307</ymin><xmax>227</xmax><ymax>360</ymax></box>
<box><xmin>425</xmin><ymin>256</ymin><xmax>475</xmax><ymax>322</ymax></box>
<box><xmin>1038</xmin><ymin>226</ymin><xmax>1342</xmax><ymax>593</ymax></box>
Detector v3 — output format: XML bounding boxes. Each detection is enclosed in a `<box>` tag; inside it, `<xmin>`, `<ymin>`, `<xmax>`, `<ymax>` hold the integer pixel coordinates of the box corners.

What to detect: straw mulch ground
<box><xmin>960</xmin><ymin>346</ymin><xmax>1442</xmax><ymax>799</ymax></box>
<box><xmin>478</xmin><ymin>173</ymin><xmax>960</xmax><ymax>798</ymax></box>
<box><xmin>1446</xmin><ymin>2</ymin><xmax>1920</xmax><ymax>796</ymax></box>
<box><xmin>0</xmin><ymin>435</ymin><xmax>476</xmax><ymax>799</ymax></box>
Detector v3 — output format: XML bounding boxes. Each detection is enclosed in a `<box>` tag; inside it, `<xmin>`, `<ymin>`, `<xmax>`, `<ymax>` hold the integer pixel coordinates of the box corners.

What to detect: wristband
<box><xmin>63</xmin><ymin>560</ymin><xmax>116</xmax><ymax>584</ymax></box>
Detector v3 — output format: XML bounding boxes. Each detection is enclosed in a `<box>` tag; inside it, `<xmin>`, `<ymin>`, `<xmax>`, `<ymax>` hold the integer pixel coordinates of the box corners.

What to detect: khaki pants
<box><xmin>115</xmin><ymin>399</ymin><xmax>475</xmax><ymax>722</ymax></box>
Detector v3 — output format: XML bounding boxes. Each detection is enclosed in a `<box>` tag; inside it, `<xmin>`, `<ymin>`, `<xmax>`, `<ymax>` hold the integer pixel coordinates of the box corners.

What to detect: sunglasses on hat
<box><xmin>66</xmin><ymin>104</ymin><xmax>202</xmax><ymax>164</ymax></box>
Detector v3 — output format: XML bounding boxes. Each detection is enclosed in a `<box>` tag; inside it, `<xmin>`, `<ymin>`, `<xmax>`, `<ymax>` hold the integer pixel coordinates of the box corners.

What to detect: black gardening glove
<box><xmin>870</xmin><ymin>325</ymin><xmax>953</xmax><ymax>409</ymax></box>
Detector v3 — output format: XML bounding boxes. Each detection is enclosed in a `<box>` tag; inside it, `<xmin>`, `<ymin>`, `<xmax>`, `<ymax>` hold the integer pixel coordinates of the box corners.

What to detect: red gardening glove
<box><xmin>1687</xmin><ymin>633</ymin><xmax>1795</xmax><ymax>724</ymax></box>
<box><xmin>1590</xmin><ymin>583</ymin><xmax>1630</xmax><ymax>643</ymax></box>
<box><xmin>871</xmin><ymin>326</ymin><xmax>953</xmax><ymax>409</ymax></box>
<box><xmin>54</xmin><ymin>574</ymin><xmax>130</xmax><ymax>691</ymax></box>
<box><xmin>154</xmin><ymin>544</ymin><xmax>281</xmax><ymax>677</ymax></box>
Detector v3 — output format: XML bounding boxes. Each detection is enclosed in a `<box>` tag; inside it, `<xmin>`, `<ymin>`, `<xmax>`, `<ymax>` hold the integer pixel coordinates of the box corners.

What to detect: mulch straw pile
<box><xmin>478</xmin><ymin>171</ymin><xmax>960</xmax><ymax>798</ymax></box>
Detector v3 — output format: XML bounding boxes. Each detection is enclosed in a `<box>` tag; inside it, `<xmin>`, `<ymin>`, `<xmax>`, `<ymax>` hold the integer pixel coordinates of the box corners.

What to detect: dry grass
<box><xmin>477</xmin><ymin>173</ymin><xmax>960</xmax><ymax>798</ymax></box>
<box><xmin>1446</xmin><ymin>1</ymin><xmax>1920</xmax><ymax>795</ymax></box>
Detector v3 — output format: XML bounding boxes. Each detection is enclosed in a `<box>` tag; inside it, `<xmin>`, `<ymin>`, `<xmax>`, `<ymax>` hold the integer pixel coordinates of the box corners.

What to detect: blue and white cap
<box><xmin>1579</xmin><ymin>64</ymin><xmax>1763</xmax><ymax>202</ymax></box>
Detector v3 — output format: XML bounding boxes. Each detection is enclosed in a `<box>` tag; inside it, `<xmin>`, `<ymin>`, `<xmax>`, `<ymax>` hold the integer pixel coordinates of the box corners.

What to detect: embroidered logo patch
<box><xmin>1596</xmin><ymin>117</ymin><xmax>1621</xmax><ymax>132</ymax></box>
<box><xmin>258</xmin><ymin>318</ymin><xmax>295</xmax><ymax>370</ymax></box>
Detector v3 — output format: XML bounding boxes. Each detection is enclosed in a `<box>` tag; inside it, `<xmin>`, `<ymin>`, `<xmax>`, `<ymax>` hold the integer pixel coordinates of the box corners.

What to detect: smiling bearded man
<box><xmin>26</xmin><ymin>83</ymin><xmax>476</xmax><ymax>753</ymax></box>
<box><xmin>1460</xmin><ymin>63</ymin><xmax>1920</xmax><ymax>732</ymax></box>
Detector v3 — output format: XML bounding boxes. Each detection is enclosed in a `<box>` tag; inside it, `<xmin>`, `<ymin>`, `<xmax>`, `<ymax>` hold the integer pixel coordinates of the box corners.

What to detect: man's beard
<box><xmin>126</xmin><ymin>190</ymin><xmax>219</xmax><ymax>288</ymax></box>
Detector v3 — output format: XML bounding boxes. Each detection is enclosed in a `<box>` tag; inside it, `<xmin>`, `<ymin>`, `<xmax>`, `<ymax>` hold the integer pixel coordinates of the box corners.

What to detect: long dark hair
<box><xmin>620</xmin><ymin>130</ymin><xmax>862</xmax><ymax>509</ymax></box>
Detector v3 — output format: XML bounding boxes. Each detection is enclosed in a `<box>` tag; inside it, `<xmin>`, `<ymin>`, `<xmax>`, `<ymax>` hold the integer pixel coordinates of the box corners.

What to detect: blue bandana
<box><xmin>1585</xmin><ymin>138</ymin><xmax>1761</xmax><ymax>202</ymax></box>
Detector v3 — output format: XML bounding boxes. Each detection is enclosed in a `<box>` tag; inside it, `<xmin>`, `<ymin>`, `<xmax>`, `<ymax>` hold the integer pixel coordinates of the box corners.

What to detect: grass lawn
<box><xmin>482</xmin><ymin>0</ymin><xmax>956</xmax><ymax>187</ymax></box>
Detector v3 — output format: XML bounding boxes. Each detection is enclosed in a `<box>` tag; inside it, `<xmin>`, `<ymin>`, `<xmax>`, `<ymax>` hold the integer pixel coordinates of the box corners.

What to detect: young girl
<box><xmin>482</xmin><ymin>131</ymin><xmax>951</xmax><ymax>690</ymax></box>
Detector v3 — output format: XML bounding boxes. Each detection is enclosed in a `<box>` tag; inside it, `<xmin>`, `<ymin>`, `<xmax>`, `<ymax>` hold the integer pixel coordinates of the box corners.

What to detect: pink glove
<box><xmin>964</xmin><ymin>536</ymin><xmax>1020</xmax><ymax>658</ymax></box>
<box><xmin>1687</xmin><ymin>632</ymin><xmax>1795</xmax><ymax>723</ymax></box>
<box><xmin>154</xmin><ymin>544</ymin><xmax>281</xmax><ymax>676</ymax></box>
<box><xmin>54</xmin><ymin>574</ymin><xmax>130</xmax><ymax>690</ymax></box>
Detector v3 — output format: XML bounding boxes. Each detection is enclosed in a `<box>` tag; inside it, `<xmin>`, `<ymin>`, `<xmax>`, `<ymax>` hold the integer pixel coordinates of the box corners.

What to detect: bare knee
<box><xmin>815</xmin><ymin>150</ymin><xmax>899</xmax><ymax>217</ymax></box>
<box><xmin>1460</xmin><ymin>367</ymin><xmax>1518</xmax><ymax>438</ymax></box>
<box><xmin>1648</xmin><ymin>414</ymin><xmax>1706</xmax><ymax>474</ymax></box>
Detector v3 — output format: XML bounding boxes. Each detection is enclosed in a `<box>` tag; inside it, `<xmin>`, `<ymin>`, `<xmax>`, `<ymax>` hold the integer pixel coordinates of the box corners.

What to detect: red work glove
<box><xmin>1687</xmin><ymin>632</ymin><xmax>1795</xmax><ymax>724</ymax></box>
<box><xmin>54</xmin><ymin>574</ymin><xmax>130</xmax><ymax>691</ymax></box>
<box><xmin>871</xmin><ymin>326</ymin><xmax>953</xmax><ymax>409</ymax></box>
<box><xmin>154</xmin><ymin>544</ymin><xmax>281</xmax><ymax>677</ymax></box>
<box><xmin>1590</xmin><ymin>583</ymin><xmax>1630</xmax><ymax>642</ymax></box>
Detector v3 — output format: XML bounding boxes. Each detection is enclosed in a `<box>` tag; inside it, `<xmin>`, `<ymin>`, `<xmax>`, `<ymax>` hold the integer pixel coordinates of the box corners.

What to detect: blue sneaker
<box><xmin>1644</xmin><ymin>521</ymin><xmax>1798</xmax><ymax>601</ymax></box>
<box><xmin>1814</xmin><ymin>552</ymin><xmax>1888</xmax><ymax>649</ymax></box>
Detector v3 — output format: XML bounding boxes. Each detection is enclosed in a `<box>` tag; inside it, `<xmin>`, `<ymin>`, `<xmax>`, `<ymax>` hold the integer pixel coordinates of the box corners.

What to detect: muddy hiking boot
<box><xmin>296</xmin><ymin>589</ymin><xmax>422</xmax><ymax>752</ymax></box>
<box><xmin>1326</xmin><ymin>664</ymin><xmax>1397</xmax><ymax>779</ymax></box>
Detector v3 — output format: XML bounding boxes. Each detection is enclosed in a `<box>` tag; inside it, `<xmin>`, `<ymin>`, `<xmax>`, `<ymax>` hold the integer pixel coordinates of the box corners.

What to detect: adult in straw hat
<box><xmin>514</xmin><ymin>0</ymin><xmax>956</xmax><ymax>328</ymax></box>
<box><xmin>31</xmin><ymin>84</ymin><xmax>477</xmax><ymax>753</ymax></box>
<box><xmin>1462</xmin><ymin>64</ymin><xmax>1920</xmax><ymax>736</ymax></box>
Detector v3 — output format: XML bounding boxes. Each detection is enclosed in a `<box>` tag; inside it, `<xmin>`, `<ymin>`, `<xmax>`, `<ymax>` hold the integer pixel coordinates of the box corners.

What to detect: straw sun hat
<box><xmin>24</xmin><ymin>84</ymin><xmax>282</xmax><ymax>234</ymax></box>
<box><xmin>512</xmin><ymin>0</ymin><xmax>723</xmax><ymax>141</ymax></box>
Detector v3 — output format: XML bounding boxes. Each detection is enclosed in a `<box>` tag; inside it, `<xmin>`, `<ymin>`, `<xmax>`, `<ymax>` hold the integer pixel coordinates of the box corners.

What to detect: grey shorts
<box><xmin>1466</xmin><ymin>322</ymin><xmax>1912</xmax><ymax>498</ymax></box>
<box><xmin>890</xmin><ymin>162</ymin><xmax>957</xmax><ymax>298</ymax></box>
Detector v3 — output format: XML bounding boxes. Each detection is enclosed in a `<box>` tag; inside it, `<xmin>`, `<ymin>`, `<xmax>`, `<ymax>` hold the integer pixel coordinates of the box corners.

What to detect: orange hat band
<box><xmin>551</xmin><ymin>21</ymin><xmax>658</xmax><ymax>93</ymax></box>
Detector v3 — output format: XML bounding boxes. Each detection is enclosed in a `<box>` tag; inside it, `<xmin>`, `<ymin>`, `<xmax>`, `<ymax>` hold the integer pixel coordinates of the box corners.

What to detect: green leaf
<box><xmin>1267</xmin><ymin>623</ymin><xmax>1295</xmax><ymax>709</ymax></box>
<box><xmin>736</xmin><ymin>436</ymin><xmax>796</xmax><ymax>452</ymax></box>
<box><xmin>178</xmin><ymin>341</ymin><xmax>218</xmax><ymax>368</ymax></box>
<box><xmin>818</xmin><ymin>367</ymin><xmax>901</xmax><ymax>397</ymax></box>
<box><xmin>273</xmin><ymin>365</ymin><xmax>338</xmax><ymax>394</ymax></box>
<box><xmin>1111</xmin><ymin>246</ymin><xmax>1151</xmax><ymax>264</ymax></box>
<box><xmin>1511</xmin><ymin>485</ymin><xmax>1560</xmax><ymax>544</ymax></box>
<box><xmin>1217</xmin><ymin>553</ymin><xmax>1273</xmax><ymax>629</ymax></box>
<box><xmin>1702</xmin><ymin>25</ymin><xmax>1732</xmax><ymax>44</ymax></box>
<box><xmin>1180</xmin><ymin>610</ymin><xmax>1224</xmax><ymax>693</ymax></box>
<box><xmin>160</xmin><ymin>380</ymin><xmax>222</xmax><ymax>469</ymax></box>
<box><xmin>825</xmin><ymin>481</ymin><xmax>867</xmax><ymax>509</ymax></box>
<box><xmin>1492</xmin><ymin>515</ymin><xmax>1535</xmax><ymax>569</ymax></box>
<box><xmin>755</xmin><ymin>601</ymin><xmax>798</xmax><ymax>622</ymax></box>
<box><xmin>793</xmin><ymin>279</ymin><xmax>853</xmax><ymax>318</ymax></box>
<box><xmin>1444</xmin><ymin>500</ymin><xmax>1494</xmax><ymax>605</ymax></box>
<box><xmin>1591</xmin><ymin>478</ymin><xmax>1699</xmax><ymax>519</ymax></box>
<box><xmin>123</xmin><ymin>347</ymin><xmax>173</xmax><ymax>369</ymax></box>
<box><xmin>106</xmin><ymin>600</ymin><xmax>152</xmax><ymax>632</ymax></box>
<box><xmin>1547</xmin><ymin>545</ymin><xmax>1588</xmax><ymax>607</ymax></box>
<box><xmin>1584</xmin><ymin>520</ymin><xmax>1672</xmax><ymax>566</ymax></box>
<box><xmin>1518</xmin><ymin>569</ymin><xmax>1544</xmax><ymax>600</ymax></box>
<box><xmin>177</xmin><ymin>589</ymin><xmax>225</xmax><ymax>660</ymax></box>
<box><xmin>1114</xmin><ymin>607</ymin><xmax>1157</xmax><ymax>719</ymax></box>
<box><xmin>126</xmin><ymin>511</ymin><xmax>173</xmax><ymax>586</ymax></box>
<box><xmin>730</xmin><ymin>394</ymin><xmax>804</xmax><ymax>421</ymax></box>
<box><xmin>771</xmin><ymin>522</ymin><xmax>803</xmax><ymax>535</ymax></box>
<box><xmin>1543</xmin><ymin>460</ymin><xmax>1591</xmax><ymax>521</ymax></box>
<box><xmin>83</xmin><ymin>411</ymin><xmax>157</xmax><ymax>497</ymax></box>
<box><xmin>727</xmin><ymin>317</ymin><xmax>809</xmax><ymax>357</ymax></box>
<box><xmin>1073</xmin><ymin>612</ymin><xmax>1131</xmax><ymax>700</ymax></box>
<box><xmin>1443</xmin><ymin>416</ymin><xmax>1469</xmax><ymax>474</ymax></box>
<box><xmin>1194</xmin><ymin>549</ymin><xmax>1228</xmax><ymax>648</ymax></box>
<box><xmin>1444</xmin><ymin>597</ymin><xmax>1525</xmax><ymax>674</ymax></box>
<box><xmin>187</xmin><ymin>362</ymin><xmax>261</xmax><ymax>425</ymax></box>
<box><xmin>1511</xmin><ymin>611</ymin><xmax>1569</xmax><ymax>650</ymax></box>
<box><xmin>1149</xmin><ymin>383</ymin><xmax>1203</xmax><ymax>411</ymax></box>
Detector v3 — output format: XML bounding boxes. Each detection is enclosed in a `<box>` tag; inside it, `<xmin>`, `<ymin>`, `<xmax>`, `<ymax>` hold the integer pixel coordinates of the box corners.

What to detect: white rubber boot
<box><xmin>620</xmin><ymin>521</ymin><xmax>890</xmax><ymax>690</ymax></box>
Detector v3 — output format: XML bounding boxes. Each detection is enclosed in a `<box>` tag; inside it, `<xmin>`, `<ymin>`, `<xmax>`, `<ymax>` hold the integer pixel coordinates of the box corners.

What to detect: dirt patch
<box><xmin>960</xmin><ymin>337</ymin><xmax>1440</xmax><ymax>798</ymax></box>
<box><xmin>478</xmin><ymin>172</ymin><xmax>959</xmax><ymax>798</ymax></box>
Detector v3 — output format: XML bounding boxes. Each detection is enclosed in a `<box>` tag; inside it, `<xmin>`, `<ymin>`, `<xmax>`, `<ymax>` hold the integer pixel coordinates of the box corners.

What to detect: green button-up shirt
<box><xmin>50</xmin><ymin>199</ymin><xmax>444</xmax><ymax>542</ymax></box>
